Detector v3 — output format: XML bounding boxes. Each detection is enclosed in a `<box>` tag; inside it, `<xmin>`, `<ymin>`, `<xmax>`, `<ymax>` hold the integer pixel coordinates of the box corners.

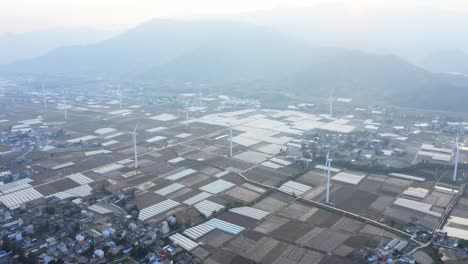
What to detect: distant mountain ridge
<box><xmin>418</xmin><ymin>50</ymin><xmax>468</xmax><ymax>75</ymax></box>
<box><xmin>0</xmin><ymin>28</ymin><xmax>115</xmax><ymax>65</ymax></box>
<box><xmin>1</xmin><ymin>19</ymin><xmax>468</xmax><ymax>111</ymax></box>
<box><xmin>231</xmin><ymin>5</ymin><xmax>468</xmax><ymax>61</ymax></box>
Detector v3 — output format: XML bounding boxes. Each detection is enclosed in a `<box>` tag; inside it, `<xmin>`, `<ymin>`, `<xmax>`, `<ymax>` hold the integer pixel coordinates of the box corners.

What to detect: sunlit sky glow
<box><xmin>2</xmin><ymin>0</ymin><xmax>468</xmax><ymax>33</ymax></box>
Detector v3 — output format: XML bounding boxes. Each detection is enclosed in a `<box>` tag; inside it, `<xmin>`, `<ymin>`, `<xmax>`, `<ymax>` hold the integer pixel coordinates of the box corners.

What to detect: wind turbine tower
<box><xmin>326</xmin><ymin>151</ymin><xmax>333</xmax><ymax>204</ymax></box>
<box><xmin>64</xmin><ymin>97</ymin><xmax>68</xmax><ymax>120</ymax></box>
<box><xmin>42</xmin><ymin>83</ymin><xmax>47</xmax><ymax>110</ymax></box>
<box><xmin>198</xmin><ymin>86</ymin><xmax>203</xmax><ymax>107</ymax></box>
<box><xmin>453</xmin><ymin>127</ymin><xmax>461</xmax><ymax>181</ymax></box>
<box><xmin>119</xmin><ymin>90</ymin><xmax>122</xmax><ymax>109</ymax></box>
<box><xmin>229</xmin><ymin>125</ymin><xmax>233</xmax><ymax>157</ymax></box>
<box><xmin>184</xmin><ymin>98</ymin><xmax>192</xmax><ymax>127</ymax></box>
<box><xmin>131</xmin><ymin>121</ymin><xmax>140</xmax><ymax>169</ymax></box>
<box><xmin>329</xmin><ymin>94</ymin><xmax>333</xmax><ymax>118</ymax></box>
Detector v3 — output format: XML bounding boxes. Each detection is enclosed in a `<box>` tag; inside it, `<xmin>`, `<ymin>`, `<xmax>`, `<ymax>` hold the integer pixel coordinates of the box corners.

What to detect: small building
<box><xmin>94</xmin><ymin>249</ymin><xmax>104</xmax><ymax>258</ymax></box>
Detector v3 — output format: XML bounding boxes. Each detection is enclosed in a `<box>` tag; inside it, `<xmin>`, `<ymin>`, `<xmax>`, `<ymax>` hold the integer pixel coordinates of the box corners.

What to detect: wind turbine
<box><xmin>329</xmin><ymin>93</ymin><xmax>333</xmax><ymax>118</ymax></box>
<box><xmin>131</xmin><ymin>121</ymin><xmax>140</xmax><ymax>169</ymax></box>
<box><xmin>42</xmin><ymin>83</ymin><xmax>48</xmax><ymax>110</ymax></box>
<box><xmin>184</xmin><ymin>98</ymin><xmax>192</xmax><ymax>127</ymax></box>
<box><xmin>453</xmin><ymin>126</ymin><xmax>461</xmax><ymax>181</ymax></box>
<box><xmin>118</xmin><ymin>89</ymin><xmax>122</xmax><ymax>109</ymax></box>
<box><xmin>198</xmin><ymin>86</ymin><xmax>203</xmax><ymax>107</ymax></box>
<box><xmin>229</xmin><ymin>125</ymin><xmax>233</xmax><ymax>157</ymax></box>
<box><xmin>63</xmin><ymin>96</ymin><xmax>68</xmax><ymax>120</ymax></box>
<box><xmin>325</xmin><ymin>150</ymin><xmax>333</xmax><ymax>204</ymax></box>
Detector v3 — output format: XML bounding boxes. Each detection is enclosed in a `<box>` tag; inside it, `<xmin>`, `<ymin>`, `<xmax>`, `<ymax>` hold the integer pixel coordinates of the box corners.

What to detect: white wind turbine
<box><xmin>118</xmin><ymin>89</ymin><xmax>122</xmax><ymax>109</ymax></box>
<box><xmin>131</xmin><ymin>121</ymin><xmax>140</xmax><ymax>169</ymax></box>
<box><xmin>229</xmin><ymin>125</ymin><xmax>233</xmax><ymax>157</ymax></box>
<box><xmin>325</xmin><ymin>150</ymin><xmax>333</xmax><ymax>204</ymax></box>
<box><xmin>198</xmin><ymin>86</ymin><xmax>203</xmax><ymax>107</ymax></box>
<box><xmin>42</xmin><ymin>83</ymin><xmax>48</xmax><ymax>110</ymax></box>
<box><xmin>63</xmin><ymin>96</ymin><xmax>68</xmax><ymax>120</ymax></box>
<box><xmin>184</xmin><ymin>98</ymin><xmax>192</xmax><ymax>127</ymax></box>
<box><xmin>453</xmin><ymin>127</ymin><xmax>461</xmax><ymax>181</ymax></box>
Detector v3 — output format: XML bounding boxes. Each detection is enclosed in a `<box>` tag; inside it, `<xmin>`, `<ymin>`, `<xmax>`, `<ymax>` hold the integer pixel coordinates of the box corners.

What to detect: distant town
<box><xmin>0</xmin><ymin>78</ymin><xmax>467</xmax><ymax>264</ymax></box>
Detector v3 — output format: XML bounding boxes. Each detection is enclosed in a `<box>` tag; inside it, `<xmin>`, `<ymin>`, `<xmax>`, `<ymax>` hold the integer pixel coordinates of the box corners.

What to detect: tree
<box><xmin>458</xmin><ymin>239</ymin><xmax>468</xmax><ymax>248</ymax></box>
<box><xmin>130</xmin><ymin>245</ymin><xmax>150</xmax><ymax>259</ymax></box>
<box><xmin>46</xmin><ymin>206</ymin><xmax>55</xmax><ymax>214</ymax></box>
<box><xmin>48</xmin><ymin>259</ymin><xmax>65</xmax><ymax>264</ymax></box>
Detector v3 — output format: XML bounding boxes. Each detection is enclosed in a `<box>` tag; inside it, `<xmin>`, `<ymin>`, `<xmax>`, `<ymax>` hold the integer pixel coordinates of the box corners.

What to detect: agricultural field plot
<box><xmin>412</xmin><ymin>250</ymin><xmax>435</xmax><ymax>264</ymax></box>
<box><xmin>295</xmin><ymin>227</ymin><xmax>325</xmax><ymax>244</ymax></box>
<box><xmin>170</xmin><ymin>189</ymin><xmax>204</xmax><ymax>203</ymax></box>
<box><xmin>369</xmin><ymin>195</ymin><xmax>395</xmax><ymax>212</ymax></box>
<box><xmin>242</xmin><ymin>166</ymin><xmax>291</xmax><ymax>186</ymax></box>
<box><xmin>242</xmin><ymin>237</ymin><xmax>281</xmax><ymax>263</ymax></box>
<box><xmin>178</xmin><ymin>174</ymin><xmax>210</xmax><ymax>187</ymax></box>
<box><xmin>123</xmin><ymin>173</ymin><xmax>161</xmax><ymax>187</ymax></box>
<box><xmin>419</xmin><ymin>214</ymin><xmax>440</xmax><ymax>229</ymax></box>
<box><xmin>304</xmin><ymin>209</ymin><xmax>342</xmax><ymax>228</ymax></box>
<box><xmin>300</xmin><ymin>228</ymin><xmax>351</xmax><ymax>253</ymax></box>
<box><xmin>132</xmin><ymin>192</ymin><xmax>167</xmax><ymax>209</ymax></box>
<box><xmin>302</xmin><ymin>186</ymin><xmax>327</xmax><ymax>201</ymax></box>
<box><xmin>200</xmin><ymin>166</ymin><xmax>224</xmax><ymax>177</ymax></box>
<box><xmin>331</xmin><ymin>217</ymin><xmax>364</xmax><ymax>234</ymax></box>
<box><xmin>34</xmin><ymin>178</ymin><xmax>81</xmax><ymax>195</ymax></box>
<box><xmin>183</xmin><ymin>148</ymin><xmax>222</xmax><ymax>162</ymax></box>
<box><xmin>386</xmin><ymin>178</ymin><xmax>412</xmax><ymax>188</ymax></box>
<box><xmin>217</xmin><ymin>212</ymin><xmax>258</xmax><ymax>228</ymax></box>
<box><xmin>202</xmin><ymin>155</ymin><xmax>252</xmax><ymax>172</ymax></box>
<box><xmin>269</xmin><ymin>191</ymin><xmax>297</xmax><ymax>203</ymax></box>
<box><xmin>203</xmin><ymin>249</ymin><xmax>250</xmax><ymax>264</ymax></box>
<box><xmin>342</xmin><ymin>235</ymin><xmax>370</xmax><ymax>249</ymax></box>
<box><xmin>272</xmin><ymin>245</ymin><xmax>324</xmax><ymax>264</ymax></box>
<box><xmin>252</xmin><ymin>196</ymin><xmax>288</xmax><ymax>213</ymax></box>
<box><xmin>191</xmin><ymin>247</ymin><xmax>210</xmax><ymax>259</ymax></box>
<box><xmin>277</xmin><ymin>201</ymin><xmax>316</xmax><ymax>221</ymax></box>
<box><xmin>295</xmin><ymin>170</ymin><xmax>326</xmax><ymax>186</ymax></box>
<box><xmin>223</xmin><ymin>235</ymin><xmax>257</xmax><ymax>256</ymax></box>
<box><xmin>332</xmin><ymin>187</ymin><xmax>380</xmax><ymax>217</ymax></box>
<box><xmin>319</xmin><ymin>255</ymin><xmax>354</xmax><ymax>264</ymax></box>
<box><xmin>254</xmin><ymin>215</ymin><xmax>290</xmax><ymax>234</ymax></box>
<box><xmin>357</xmin><ymin>178</ymin><xmax>383</xmax><ymax>193</ymax></box>
<box><xmin>358</xmin><ymin>224</ymin><xmax>400</xmax><ymax>240</ymax></box>
<box><xmin>32</xmin><ymin>169</ymin><xmax>73</xmax><ymax>184</ymax></box>
<box><xmin>295</xmin><ymin>250</ymin><xmax>325</xmax><ymax>264</ymax></box>
<box><xmin>166</xmin><ymin>187</ymin><xmax>192</xmax><ymax>200</ymax></box>
<box><xmin>384</xmin><ymin>205</ymin><xmax>426</xmax><ymax>222</ymax></box>
<box><xmin>451</xmin><ymin>197</ymin><xmax>468</xmax><ymax>218</ymax></box>
<box><xmin>224</xmin><ymin>186</ymin><xmax>262</xmax><ymax>203</ymax></box>
<box><xmin>198</xmin><ymin>230</ymin><xmax>234</xmax><ymax>248</ymax></box>
<box><xmin>270</xmin><ymin>220</ymin><xmax>315</xmax><ymax>242</ymax></box>
<box><xmin>333</xmin><ymin>244</ymin><xmax>356</xmax><ymax>257</ymax></box>
<box><xmin>377</xmin><ymin>177</ymin><xmax>411</xmax><ymax>196</ymax></box>
<box><xmin>430</xmin><ymin>191</ymin><xmax>454</xmax><ymax>208</ymax></box>
<box><xmin>379</xmin><ymin>183</ymin><xmax>407</xmax><ymax>196</ymax></box>
<box><xmin>423</xmin><ymin>194</ymin><xmax>439</xmax><ymax>205</ymax></box>
<box><xmin>169</xmin><ymin>205</ymin><xmax>202</xmax><ymax>224</ymax></box>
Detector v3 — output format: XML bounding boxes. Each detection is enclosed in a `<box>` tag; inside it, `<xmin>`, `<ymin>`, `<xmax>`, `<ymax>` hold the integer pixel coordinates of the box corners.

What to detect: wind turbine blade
<box><xmin>133</xmin><ymin>120</ymin><xmax>141</xmax><ymax>133</ymax></box>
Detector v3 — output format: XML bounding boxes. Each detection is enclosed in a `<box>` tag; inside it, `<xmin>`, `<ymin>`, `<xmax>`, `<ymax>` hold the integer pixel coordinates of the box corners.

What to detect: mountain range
<box><xmin>419</xmin><ymin>50</ymin><xmax>468</xmax><ymax>75</ymax></box>
<box><xmin>1</xmin><ymin>19</ymin><xmax>468</xmax><ymax>112</ymax></box>
<box><xmin>0</xmin><ymin>28</ymin><xmax>115</xmax><ymax>65</ymax></box>
<box><xmin>231</xmin><ymin>5</ymin><xmax>468</xmax><ymax>62</ymax></box>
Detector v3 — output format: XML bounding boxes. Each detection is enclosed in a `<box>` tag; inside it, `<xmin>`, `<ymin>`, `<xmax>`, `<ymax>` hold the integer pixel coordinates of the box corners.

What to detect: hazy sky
<box><xmin>2</xmin><ymin>0</ymin><xmax>468</xmax><ymax>34</ymax></box>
